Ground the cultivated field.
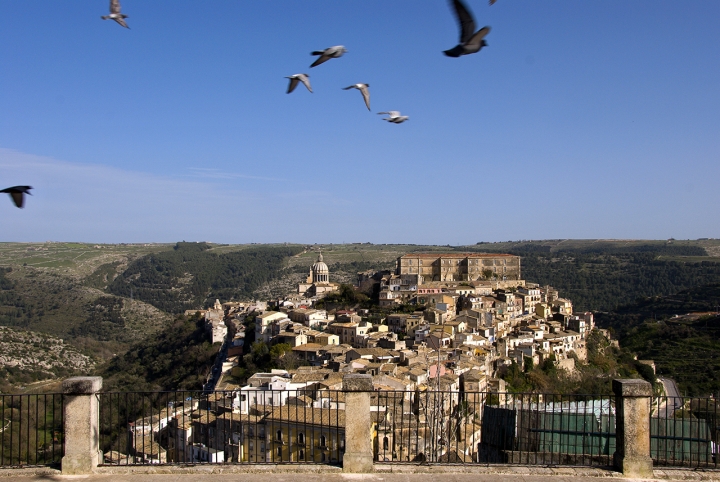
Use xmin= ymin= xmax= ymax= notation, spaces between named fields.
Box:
xmin=0 ymin=242 xmax=171 ymax=279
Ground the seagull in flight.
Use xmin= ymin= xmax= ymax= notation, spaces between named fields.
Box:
xmin=444 ymin=0 xmax=490 ymax=57
xmin=310 ymin=46 xmax=347 ymax=68
xmin=102 ymin=0 xmax=129 ymax=29
xmin=286 ymin=74 xmax=312 ymax=94
xmin=1 ymin=186 xmax=33 ymax=209
xmin=378 ymin=111 xmax=409 ymax=124
xmin=343 ymin=84 xmax=371 ymax=111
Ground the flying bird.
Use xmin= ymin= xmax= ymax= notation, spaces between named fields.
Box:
xmin=444 ymin=0 xmax=490 ymax=57
xmin=489 ymin=0 xmax=497 ymax=4
xmin=101 ymin=0 xmax=129 ymax=29
xmin=310 ymin=46 xmax=347 ymax=68
xmin=285 ymin=74 xmax=312 ymax=94
xmin=378 ymin=111 xmax=409 ymax=124
xmin=1 ymin=186 xmax=32 ymax=209
xmin=343 ymin=84 xmax=371 ymax=111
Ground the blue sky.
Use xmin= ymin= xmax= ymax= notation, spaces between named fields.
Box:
xmin=1 ymin=0 xmax=719 ymax=244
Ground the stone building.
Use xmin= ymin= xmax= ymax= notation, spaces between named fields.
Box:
xmin=204 ymin=299 xmax=228 ymax=344
xmin=298 ymin=252 xmax=340 ymax=297
xmin=396 ymin=253 xmax=521 ymax=283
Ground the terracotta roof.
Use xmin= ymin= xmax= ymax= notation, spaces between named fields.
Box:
xmin=287 ymin=395 xmax=313 ymax=405
xmin=291 ymin=372 xmax=327 ymax=383
xmin=264 ymin=406 xmax=345 ymax=427
xmin=292 ymin=343 xmax=324 ymax=352
xmin=351 ymin=358 xmax=371 ymax=366
xmin=350 ymin=348 xmax=394 ymax=357
xmin=318 ymin=391 xmax=347 ymax=402
xmin=133 ymin=435 xmax=165 ymax=455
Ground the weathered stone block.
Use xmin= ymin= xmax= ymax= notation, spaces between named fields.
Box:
xmin=62 ymin=376 xmax=102 ymax=475
xmin=613 ymin=378 xmax=652 ymax=397
xmin=62 ymin=376 xmax=102 ymax=394
xmin=613 ymin=378 xmax=653 ymax=479
xmin=342 ymin=387 xmax=373 ymax=473
xmin=342 ymin=453 xmax=374 ymax=473
xmin=342 ymin=373 xmax=373 ymax=392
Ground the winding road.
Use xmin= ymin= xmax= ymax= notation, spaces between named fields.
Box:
xmin=657 ymin=377 xmax=683 ymax=418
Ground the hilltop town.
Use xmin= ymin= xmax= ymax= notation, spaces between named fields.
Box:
xmin=198 ymin=253 xmax=597 ymax=401
xmin=210 ymin=252 xmax=595 ymax=383
xmin=115 ymin=251 xmax=610 ymax=464
xmin=197 ymin=252 xmax=598 ymax=393
xmin=5 ymin=241 xmax=718 ymax=467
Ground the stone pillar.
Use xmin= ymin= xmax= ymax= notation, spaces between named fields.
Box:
xmin=613 ymin=378 xmax=653 ymax=478
xmin=62 ymin=376 xmax=103 ymax=475
xmin=342 ymin=374 xmax=374 ymax=473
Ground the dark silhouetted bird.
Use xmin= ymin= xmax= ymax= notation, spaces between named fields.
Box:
xmin=444 ymin=0 xmax=490 ymax=57
xmin=1 ymin=186 xmax=32 ymax=208
xmin=378 ymin=111 xmax=409 ymax=123
xmin=489 ymin=0 xmax=497 ymax=4
xmin=102 ymin=0 xmax=129 ymax=29
xmin=343 ymin=84 xmax=371 ymax=111
xmin=310 ymin=46 xmax=347 ymax=68
xmin=285 ymin=74 xmax=312 ymax=94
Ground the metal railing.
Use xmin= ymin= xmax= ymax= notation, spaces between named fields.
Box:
xmin=651 ymin=395 xmax=718 ymax=469
xmin=6 ymin=385 xmax=716 ymax=471
xmin=374 ymin=391 xmax=615 ymax=467
xmin=0 ymin=393 xmax=64 ymax=468
xmin=98 ymin=389 xmax=345 ymax=466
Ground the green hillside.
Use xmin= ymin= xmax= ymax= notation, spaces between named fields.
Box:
xmin=0 ymin=266 xmax=171 ymax=361
xmin=461 ymin=241 xmax=720 ymax=311
xmin=595 ymin=284 xmax=720 ymax=396
xmin=100 ymin=313 xmax=219 ymax=392
xmin=3 ymin=239 xmax=720 ymax=392
xmin=106 ymin=242 xmax=305 ymax=313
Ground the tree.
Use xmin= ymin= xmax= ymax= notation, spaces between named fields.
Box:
xmin=269 ymin=343 xmax=291 ymax=360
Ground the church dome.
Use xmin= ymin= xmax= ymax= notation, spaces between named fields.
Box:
xmin=312 ymin=253 xmax=329 ymax=275
xmin=311 ymin=252 xmax=329 ymax=283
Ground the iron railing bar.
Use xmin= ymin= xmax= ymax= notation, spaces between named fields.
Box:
xmin=41 ymin=395 xmax=46 ymax=466
xmin=59 ymin=393 xmax=63 ymax=465
xmin=34 ymin=393 xmax=39 ymax=465
xmin=10 ymin=394 xmax=14 ymax=466
xmin=9 ymin=395 xmax=13 ymax=467
xmin=1 ymin=395 xmax=5 ymax=465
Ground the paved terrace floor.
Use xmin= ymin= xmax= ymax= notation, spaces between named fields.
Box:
xmin=0 ymin=467 xmax=718 ymax=482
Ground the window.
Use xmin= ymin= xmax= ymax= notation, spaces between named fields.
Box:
xmin=299 ymin=449 xmax=305 ymax=460
xmin=298 ymin=432 xmax=305 ymax=444
xmin=276 ymin=430 xmax=283 ymax=442
xmin=383 ymin=436 xmax=389 ymax=450
xmin=320 ymin=435 xmax=327 ymax=447
xmin=276 ymin=446 xmax=282 ymax=457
